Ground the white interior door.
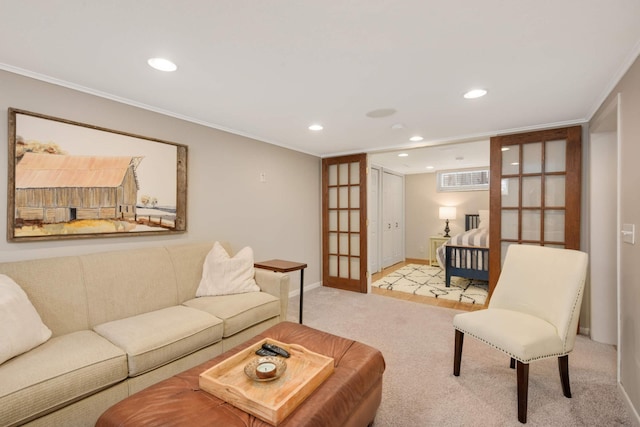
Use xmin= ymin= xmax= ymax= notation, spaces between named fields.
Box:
xmin=382 ymin=170 xmax=404 ymax=268
xmin=589 ymin=96 xmax=619 ymax=345
xmin=369 ymin=165 xmax=381 ymax=275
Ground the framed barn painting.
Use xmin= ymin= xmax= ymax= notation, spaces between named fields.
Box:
xmin=7 ymin=108 xmax=187 ymax=242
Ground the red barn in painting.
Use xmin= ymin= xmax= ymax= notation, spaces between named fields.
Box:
xmin=14 ymin=153 xmax=142 ymax=224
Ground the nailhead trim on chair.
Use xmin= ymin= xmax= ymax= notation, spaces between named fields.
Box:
xmin=453 ymin=326 xmax=570 ymax=363
xmin=561 ymin=287 xmax=584 ymax=354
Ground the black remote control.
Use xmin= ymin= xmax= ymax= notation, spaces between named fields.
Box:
xmin=255 ymin=347 xmax=278 ymax=357
xmin=262 ymin=342 xmax=290 ymax=358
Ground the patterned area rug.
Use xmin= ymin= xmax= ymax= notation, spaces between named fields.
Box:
xmin=372 ymin=264 xmax=488 ymax=305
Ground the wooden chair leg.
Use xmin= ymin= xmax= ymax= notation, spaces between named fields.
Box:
xmin=516 ymin=361 xmax=529 ymax=424
xmin=558 ymin=355 xmax=572 ymax=398
xmin=454 ymin=329 xmax=464 ymax=376
xmin=510 ymin=358 xmax=516 ymax=369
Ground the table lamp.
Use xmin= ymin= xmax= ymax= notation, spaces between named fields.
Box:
xmin=439 ymin=206 xmax=457 ymax=238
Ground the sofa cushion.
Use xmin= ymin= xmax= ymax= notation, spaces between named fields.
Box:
xmin=81 ymin=247 xmax=181 ymax=327
xmin=0 ymin=330 xmax=126 ymax=427
xmin=196 ymin=241 xmax=260 ymax=297
xmin=0 ymin=274 xmax=52 ymax=365
xmin=0 ymin=255 xmax=89 ymax=337
xmin=165 ymin=241 xmax=215 ymax=303
xmin=93 ymin=306 xmax=224 ymax=376
xmin=183 ymin=292 xmax=280 ymax=338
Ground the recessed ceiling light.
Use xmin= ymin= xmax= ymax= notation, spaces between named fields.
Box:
xmin=464 ymin=89 xmax=487 ymax=99
xmin=501 ymin=147 xmax=510 ymax=151
xmin=426 ymin=166 xmax=434 ymax=169
xmin=409 ymin=136 xmax=423 ymax=142
xmin=308 ymin=124 xmax=323 ymax=131
xmin=511 ymin=162 xmax=519 ymax=166
xmin=398 ymin=153 xmax=409 ymax=157
xmin=148 ymin=57 xmax=177 ymax=72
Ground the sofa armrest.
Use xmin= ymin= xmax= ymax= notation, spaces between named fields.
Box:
xmin=254 ymin=269 xmax=289 ymax=321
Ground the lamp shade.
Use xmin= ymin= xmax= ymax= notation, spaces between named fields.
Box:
xmin=439 ymin=206 xmax=457 ymax=220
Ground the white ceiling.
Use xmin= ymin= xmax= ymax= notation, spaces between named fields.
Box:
xmin=2 ymin=1 xmax=640 ymax=172
xmin=370 ymin=139 xmax=490 ymax=175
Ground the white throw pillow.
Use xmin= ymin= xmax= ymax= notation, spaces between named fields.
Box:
xmin=196 ymin=242 xmax=260 ymax=297
xmin=0 ymin=274 xmax=52 ymax=365
xmin=478 ymin=210 xmax=490 ymax=229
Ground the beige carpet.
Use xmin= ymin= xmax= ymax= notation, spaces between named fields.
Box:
xmin=288 ymin=286 xmax=633 ymax=426
xmin=372 ymin=264 xmax=488 ymax=305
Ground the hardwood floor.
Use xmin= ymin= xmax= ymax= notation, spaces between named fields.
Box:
xmin=371 ymin=260 xmax=486 ymax=312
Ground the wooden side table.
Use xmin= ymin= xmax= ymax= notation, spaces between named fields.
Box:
xmin=254 ymin=259 xmax=307 ymax=324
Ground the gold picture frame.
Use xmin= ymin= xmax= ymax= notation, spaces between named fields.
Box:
xmin=7 ymin=108 xmax=187 ymax=242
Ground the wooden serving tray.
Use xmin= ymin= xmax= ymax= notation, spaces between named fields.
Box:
xmin=199 ymin=338 xmax=334 ymax=426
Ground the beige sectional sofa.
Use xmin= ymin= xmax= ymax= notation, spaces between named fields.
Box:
xmin=0 ymin=241 xmax=289 ymax=427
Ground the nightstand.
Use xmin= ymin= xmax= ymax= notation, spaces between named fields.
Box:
xmin=429 ymin=236 xmax=449 ymax=267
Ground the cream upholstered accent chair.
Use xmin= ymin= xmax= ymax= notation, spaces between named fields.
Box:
xmin=452 ymin=244 xmax=588 ymax=424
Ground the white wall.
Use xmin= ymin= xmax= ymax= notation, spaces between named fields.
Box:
xmin=592 ymin=54 xmax=640 ymax=422
xmin=0 ymin=70 xmax=322 ymax=295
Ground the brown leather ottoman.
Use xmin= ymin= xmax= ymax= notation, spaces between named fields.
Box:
xmin=96 ymin=321 xmax=385 ymax=427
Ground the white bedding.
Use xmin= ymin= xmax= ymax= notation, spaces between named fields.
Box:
xmin=436 ymin=227 xmax=489 ymax=269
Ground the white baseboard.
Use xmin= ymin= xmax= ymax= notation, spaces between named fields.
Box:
xmin=619 ymin=382 xmax=640 ymax=426
xmin=288 ymin=281 xmax=321 ymax=298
